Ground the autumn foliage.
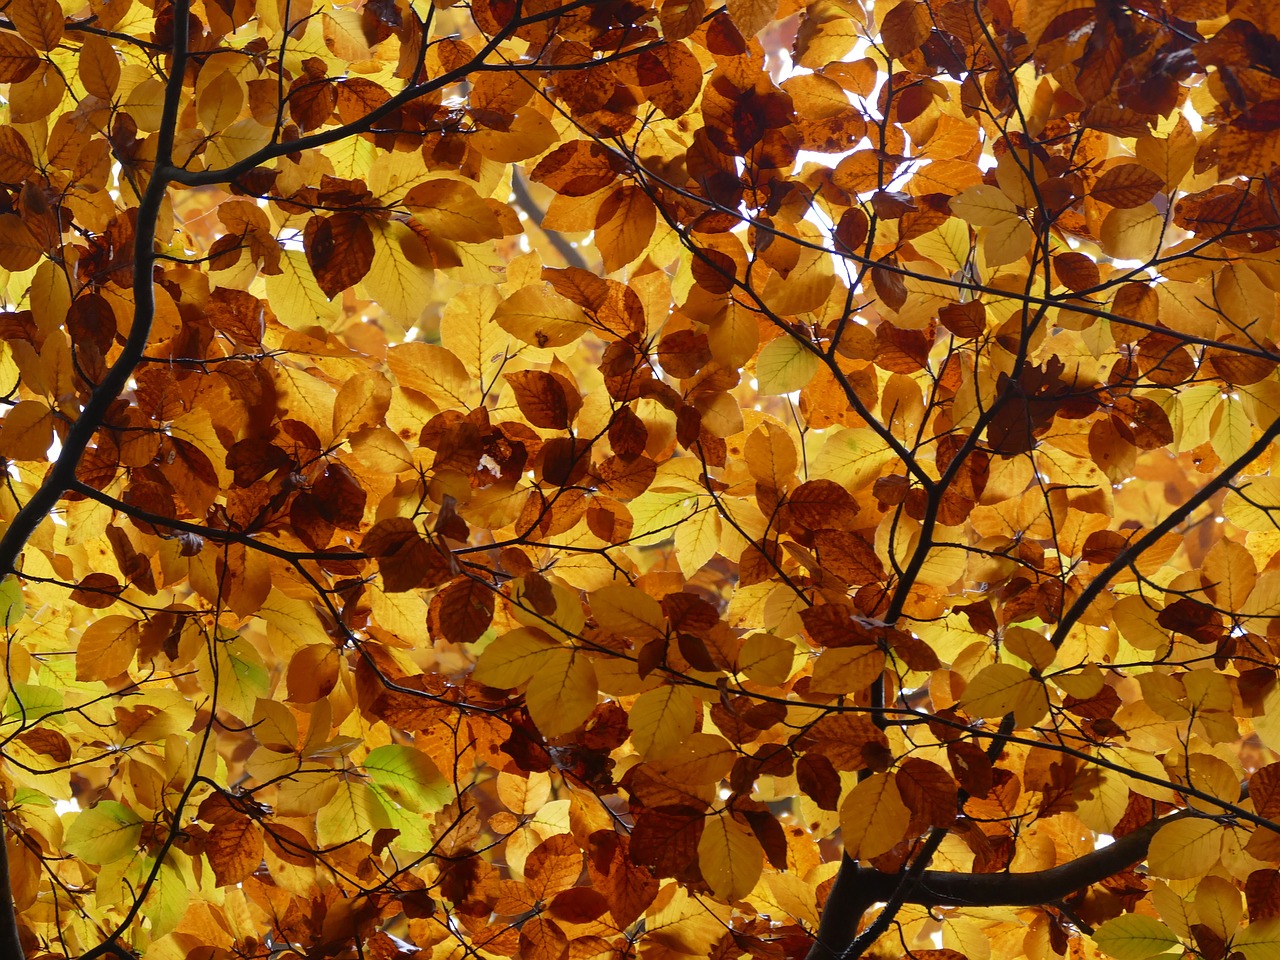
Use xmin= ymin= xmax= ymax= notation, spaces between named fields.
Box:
xmin=8 ymin=0 xmax=1280 ymax=959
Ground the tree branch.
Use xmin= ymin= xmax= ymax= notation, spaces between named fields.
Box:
xmin=806 ymin=811 xmax=1187 ymax=960
xmin=509 ymin=168 xmax=590 ymax=272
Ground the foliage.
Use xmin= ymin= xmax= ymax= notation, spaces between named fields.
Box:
xmin=4 ymin=0 xmax=1280 ymax=959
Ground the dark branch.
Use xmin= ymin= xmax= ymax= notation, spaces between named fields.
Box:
xmin=806 ymin=811 xmax=1186 ymax=960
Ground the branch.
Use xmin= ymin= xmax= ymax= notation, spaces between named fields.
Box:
xmin=0 ymin=0 xmax=192 ymax=955
xmin=806 ymin=811 xmax=1186 ymax=960
xmin=509 ymin=168 xmax=590 ymax=271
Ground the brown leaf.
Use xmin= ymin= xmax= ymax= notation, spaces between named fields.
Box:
xmin=428 ymin=576 xmax=496 ymax=644
xmin=505 ymin=370 xmax=577 ymax=430
xmin=304 ymin=212 xmax=375 ymax=300
xmin=896 ymin=758 xmax=959 ymax=828
xmin=796 ymin=753 xmax=841 ymax=810
xmin=1092 ymin=163 xmax=1164 ymax=208
xmin=286 ymin=644 xmax=340 ymax=703
xmin=206 ymin=816 xmax=265 ymax=887
xmin=880 ymin=0 xmax=930 ymax=59
xmin=1053 ymin=252 xmax=1101 ymax=292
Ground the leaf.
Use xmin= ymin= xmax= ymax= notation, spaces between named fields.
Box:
xmin=1099 ymin=204 xmax=1164 ymax=261
xmin=809 ymin=645 xmax=885 ymax=695
xmin=525 ymin=834 xmax=583 ymax=901
xmin=472 ymin=627 xmax=562 ymax=689
xmin=698 ymin=815 xmax=763 ymax=902
xmin=505 ymin=370 xmax=578 ymax=429
xmin=0 ymin=34 xmax=39 ymax=82
xmin=64 ymin=801 xmax=143 ymax=865
xmin=428 ymin=577 xmax=496 ymax=644
xmin=744 ymin=420 xmax=798 ymax=488
xmin=494 ymin=284 xmax=591 ymax=348
xmin=1092 ymin=915 xmax=1180 ymax=960
xmin=75 ymin=616 xmax=141 ymax=681
xmin=0 ymin=400 xmax=53 ymax=460
xmin=1236 ymin=919 xmax=1280 ymax=960
xmin=895 ymin=758 xmax=959 ymax=829
xmin=10 ymin=0 xmax=63 ymax=51
xmin=305 ymin=213 xmax=375 ymax=300
xmin=363 ymin=745 xmax=452 ymax=813
xmin=406 ymin=179 xmax=505 ymax=243
xmin=363 ymin=219 xmax=434 ymax=331
xmin=591 ymin=584 xmax=665 ymax=639
xmin=755 ymin=336 xmax=820 ymax=395
xmin=206 ymin=816 xmax=265 ymax=887
xmin=959 ymin=663 xmax=1049 ymax=727
xmin=526 ymin=649 xmax=597 ymax=737
xmin=738 ymin=633 xmax=795 ymax=685
xmin=1093 ymin=163 xmax=1164 ymax=208
xmin=674 ymin=506 xmax=721 ymax=580
xmin=949 ymin=185 xmax=1018 ymax=227
xmin=1147 ymin=818 xmax=1224 ymax=880
xmin=840 ymin=773 xmax=910 ymax=860
xmin=388 ymin=342 xmax=473 ymax=409
xmin=726 ymin=0 xmax=777 ymax=36
xmin=629 ymin=684 xmax=696 ymax=760
xmin=0 ymin=575 xmax=25 ymax=630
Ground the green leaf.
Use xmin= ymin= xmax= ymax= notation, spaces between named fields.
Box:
xmin=0 ymin=574 xmax=23 ymax=629
xmin=363 ymin=744 xmax=452 ymax=813
xmin=755 ymin=335 xmax=819 ymax=395
xmin=1234 ymin=918 xmax=1280 ymax=960
xmin=64 ymin=801 xmax=143 ymax=865
xmin=1092 ymin=914 xmax=1180 ymax=960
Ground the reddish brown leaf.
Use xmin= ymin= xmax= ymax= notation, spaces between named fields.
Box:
xmin=206 ymin=815 xmax=265 ymax=887
xmin=304 ymin=212 xmax=375 ymax=300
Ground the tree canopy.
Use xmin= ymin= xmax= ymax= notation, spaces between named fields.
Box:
xmin=3 ymin=0 xmax=1280 ymax=959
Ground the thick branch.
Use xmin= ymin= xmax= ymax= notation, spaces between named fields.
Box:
xmin=806 ymin=811 xmax=1186 ymax=960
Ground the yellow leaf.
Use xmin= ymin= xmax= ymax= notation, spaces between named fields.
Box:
xmin=738 ymin=633 xmax=795 ymax=685
xmin=1212 ymin=396 xmax=1253 ymax=464
xmin=472 ymin=628 xmax=562 ymax=689
xmin=707 ymin=301 xmax=759 ymax=370
xmin=1091 ymin=914 xmax=1179 ymax=960
xmin=812 ymin=428 xmax=895 ymax=492
xmin=204 ymin=117 xmax=272 ymax=170
xmin=809 ymin=645 xmax=885 ymax=695
xmin=526 ymin=649 xmax=597 ymax=737
xmin=949 ymin=185 xmax=1018 ymax=227
xmin=406 ymin=179 xmax=505 ymax=243
xmin=959 ymin=663 xmax=1049 ymax=727
xmin=744 ymin=419 xmax=798 ymax=489
xmin=1146 ymin=817 xmax=1224 ymax=880
xmin=755 ymin=335 xmax=820 ymax=395
xmin=494 ymin=283 xmax=591 ymax=348
xmin=698 ymin=815 xmax=763 ymax=902
xmin=629 ymin=684 xmax=696 ymax=760
xmin=982 ymin=217 xmax=1033 ymax=268
xmin=364 ymin=220 xmax=434 ymax=335
xmin=761 ymin=245 xmax=836 ymax=315
xmin=840 ymin=772 xmax=910 ymax=860
xmin=674 ymin=507 xmax=722 ymax=580
xmin=1236 ymin=918 xmax=1280 ymax=960
xmin=198 ymin=69 xmax=245 ymax=135
xmin=265 ymin=250 xmax=341 ymax=330
xmin=0 ymin=399 xmax=53 ymax=460
xmin=653 ymin=733 xmax=736 ymax=784
xmin=440 ymin=284 xmax=511 ymax=380
xmin=590 ymin=584 xmax=665 ymax=639
xmin=1194 ymin=875 xmax=1241 ymax=941
xmin=387 ymin=342 xmax=473 ymax=410
xmin=1099 ymin=203 xmax=1163 ymax=261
